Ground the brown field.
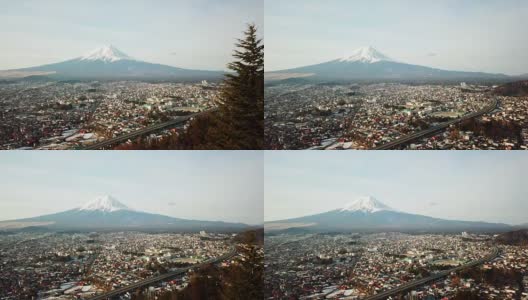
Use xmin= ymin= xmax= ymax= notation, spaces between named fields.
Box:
xmin=0 ymin=70 xmax=56 ymax=79
xmin=264 ymin=222 xmax=316 ymax=231
xmin=0 ymin=221 xmax=54 ymax=229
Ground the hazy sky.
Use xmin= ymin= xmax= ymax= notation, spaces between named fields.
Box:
xmin=265 ymin=151 xmax=528 ymax=225
xmin=265 ymin=0 xmax=528 ymax=74
xmin=0 ymin=0 xmax=263 ymax=70
xmin=0 ymin=151 xmax=263 ymax=225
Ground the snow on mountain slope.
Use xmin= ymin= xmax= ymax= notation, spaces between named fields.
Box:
xmin=340 ymin=196 xmax=394 ymax=213
xmin=338 ymin=46 xmax=394 ymax=63
xmin=79 ymin=195 xmax=130 ymax=212
xmin=80 ymin=45 xmax=134 ymax=62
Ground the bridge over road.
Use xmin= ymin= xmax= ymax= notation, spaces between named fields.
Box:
xmin=87 ymin=249 xmax=236 ymax=300
xmin=82 ymin=108 xmax=218 ymax=150
xmin=363 ymin=248 xmax=500 ymax=300
xmin=372 ymin=99 xmax=498 ymax=150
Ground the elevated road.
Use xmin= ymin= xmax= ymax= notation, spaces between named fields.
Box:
xmin=363 ymin=248 xmax=500 ymax=300
xmin=82 ymin=108 xmax=217 ymax=150
xmin=87 ymin=249 xmax=236 ymax=300
xmin=373 ymin=99 xmax=498 ymax=150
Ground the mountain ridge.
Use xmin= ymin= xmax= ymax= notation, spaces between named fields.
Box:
xmin=266 ymin=46 xmax=510 ymax=83
xmin=0 ymin=196 xmax=249 ymax=232
xmin=266 ymin=196 xmax=512 ymax=233
xmin=2 ymin=45 xmax=225 ymax=81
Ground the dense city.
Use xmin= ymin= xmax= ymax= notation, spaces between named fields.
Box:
xmin=265 ymin=232 xmax=528 ymax=299
xmin=0 ymin=231 xmax=235 ymax=299
xmin=264 ymin=83 xmax=528 ymax=150
xmin=0 ymin=80 xmax=219 ymax=149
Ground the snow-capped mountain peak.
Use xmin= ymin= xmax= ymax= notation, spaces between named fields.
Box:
xmin=339 ymin=46 xmax=393 ymax=63
xmin=80 ymin=45 xmax=134 ymax=62
xmin=340 ymin=196 xmax=394 ymax=213
xmin=79 ymin=195 xmax=130 ymax=212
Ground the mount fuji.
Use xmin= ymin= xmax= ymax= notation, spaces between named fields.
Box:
xmin=340 ymin=196 xmax=395 ymax=213
xmin=265 ymin=196 xmax=511 ymax=233
xmin=78 ymin=195 xmax=131 ymax=212
xmin=0 ymin=195 xmax=248 ymax=232
xmin=266 ymin=46 xmax=509 ymax=83
xmin=4 ymin=45 xmax=224 ymax=81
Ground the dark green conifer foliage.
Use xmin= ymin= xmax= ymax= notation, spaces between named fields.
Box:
xmin=204 ymin=23 xmax=264 ymax=149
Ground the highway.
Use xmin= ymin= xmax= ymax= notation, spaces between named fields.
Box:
xmin=87 ymin=249 xmax=236 ymax=300
xmin=81 ymin=108 xmax=217 ymax=150
xmin=362 ymin=248 xmax=500 ymax=300
xmin=373 ymin=99 xmax=498 ymax=150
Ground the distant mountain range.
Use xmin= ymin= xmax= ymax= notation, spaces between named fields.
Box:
xmin=0 ymin=45 xmax=225 ymax=81
xmin=265 ymin=196 xmax=512 ymax=233
xmin=0 ymin=195 xmax=248 ymax=232
xmin=265 ymin=46 xmax=511 ymax=83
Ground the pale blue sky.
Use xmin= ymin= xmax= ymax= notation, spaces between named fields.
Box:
xmin=265 ymin=151 xmax=528 ymax=225
xmin=0 ymin=0 xmax=263 ymax=70
xmin=266 ymin=0 xmax=528 ymax=74
xmin=0 ymin=151 xmax=263 ymax=225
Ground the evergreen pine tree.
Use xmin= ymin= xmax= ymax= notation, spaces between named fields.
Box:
xmin=205 ymin=23 xmax=264 ymax=149
xmin=220 ymin=246 xmax=263 ymax=300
